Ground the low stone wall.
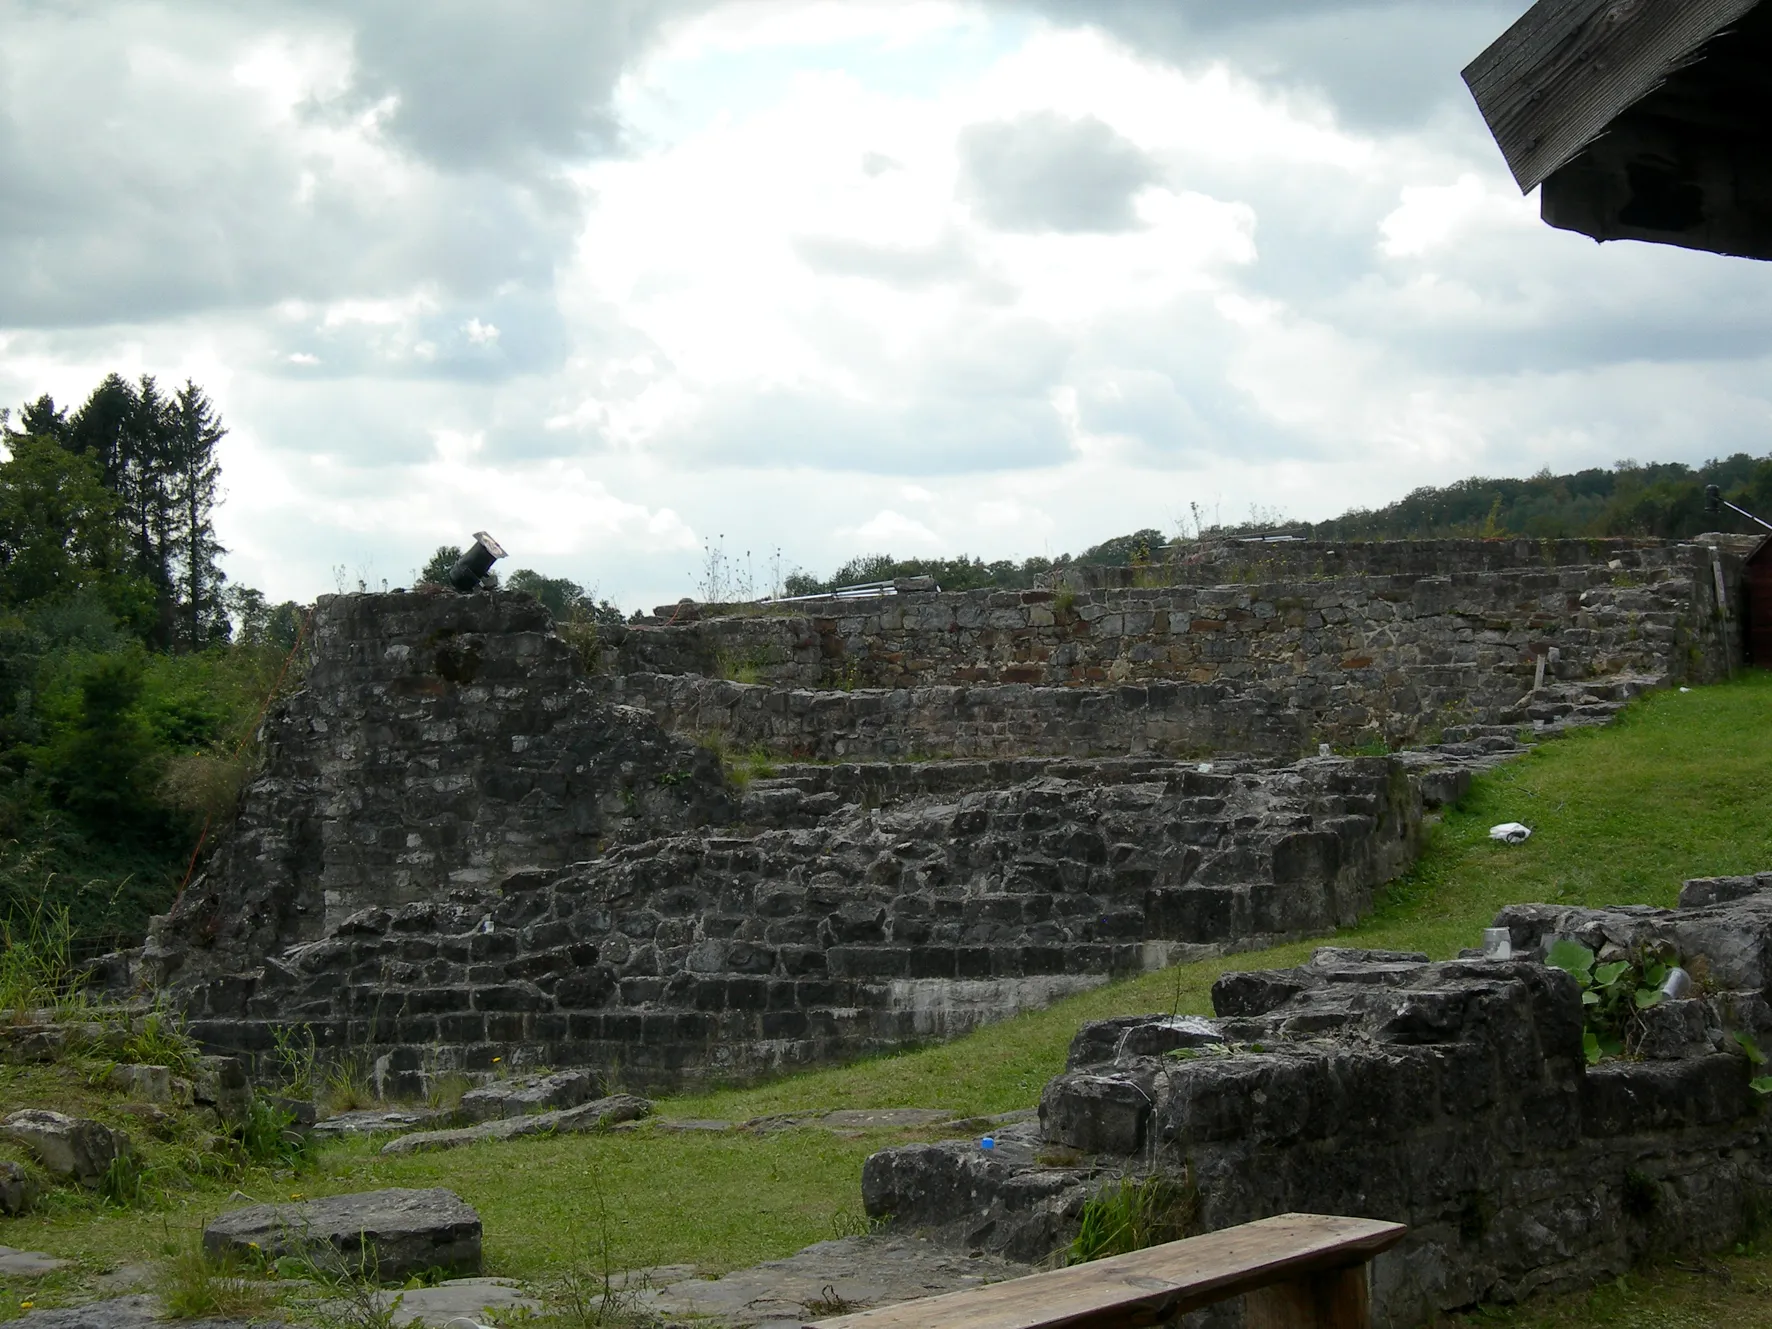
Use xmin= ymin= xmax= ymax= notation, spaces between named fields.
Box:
xmin=174 ymin=757 xmax=1423 ymax=1094
xmin=863 ymin=876 xmax=1772 ymax=1326
xmin=609 ymin=554 xmax=1733 ymax=719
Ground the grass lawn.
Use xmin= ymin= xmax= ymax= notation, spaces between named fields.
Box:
xmin=4 ymin=672 xmax=1772 ymax=1324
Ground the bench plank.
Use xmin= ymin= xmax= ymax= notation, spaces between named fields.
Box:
xmin=807 ymin=1213 xmax=1406 ymax=1329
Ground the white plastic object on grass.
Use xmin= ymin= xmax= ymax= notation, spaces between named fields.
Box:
xmin=1680 ymin=687 xmax=1692 ymax=693
xmin=1489 ymin=822 xmax=1532 ymax=845
xmin=444 ymin=1320 xmax=492 ymax=1329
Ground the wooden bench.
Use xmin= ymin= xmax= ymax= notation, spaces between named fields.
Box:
xmin=807 ymin=1213 xmax=1407 ymax=1329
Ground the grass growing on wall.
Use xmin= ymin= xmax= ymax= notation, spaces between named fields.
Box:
xmin=5 ymin=674 xmax=1772 ymax=1324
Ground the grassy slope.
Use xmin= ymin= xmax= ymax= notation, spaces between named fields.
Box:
xmin=5 ymin=673 xmax=1772 ymax=1322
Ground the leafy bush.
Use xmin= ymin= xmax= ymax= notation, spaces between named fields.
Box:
xmin=1545 ymin=939 xmax=1672 ymax=1063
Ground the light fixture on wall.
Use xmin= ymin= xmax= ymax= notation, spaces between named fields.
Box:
xmin=1704 ymin=485 xmax=1772 ymax=533
xmin=449 ymin=532 xmax=508 ymax=592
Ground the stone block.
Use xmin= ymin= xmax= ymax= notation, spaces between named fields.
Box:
xmin=0 ymin=1159 xmax=41 ymax=1214
xmin=1 ymin=1110 xmax=130 ymax=1185
xmin=459 ymin=1069 xmax=600 ymax=1123
xmin=204 ymin=1187 xmax=482 ymax=1280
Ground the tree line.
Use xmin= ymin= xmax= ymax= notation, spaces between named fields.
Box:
xmin=784 ymin=456 xmax=1772 ymax=595
xmin=1 ymin=375 xmax=302 ymax=948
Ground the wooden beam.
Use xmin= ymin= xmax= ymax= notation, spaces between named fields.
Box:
xmin=805 ymin=1214 xmax=1406 ymax=1329
xmin=1246 ymin=1264 xmax=1370 ymax=1329
xmin=1463 ymin=0 xmax=1761 ymax=193
xmin=1540 ymin=112 xmax=1772 ymax=258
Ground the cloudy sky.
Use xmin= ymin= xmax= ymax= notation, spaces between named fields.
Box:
xmin=5 ymin=1 xmax=1772 ymax=612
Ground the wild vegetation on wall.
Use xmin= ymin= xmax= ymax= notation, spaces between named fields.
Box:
xmin=0 ymin=376 xmax=304 ymax=950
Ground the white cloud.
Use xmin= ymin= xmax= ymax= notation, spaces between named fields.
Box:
xmin=5 ymin=0 xmax=1772 ymax=615
xmin=849 ymin=509 xmax=943 ymax=549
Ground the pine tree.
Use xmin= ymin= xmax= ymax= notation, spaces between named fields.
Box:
xmin=167 ymin=380 xmax=228 ymax=650
xmin=64 ymin=375 xmax=183 ymax=645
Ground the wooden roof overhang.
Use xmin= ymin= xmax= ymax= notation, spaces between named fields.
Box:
xmin=1465 ymin=0 xmax=1772 ymax=259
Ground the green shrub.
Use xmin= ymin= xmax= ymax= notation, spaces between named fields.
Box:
xmin=1068 ymin=1174 xmax=1198 ymax=1265
xmin=235 ymin=1094 xmax=310 ymax=1169
xmin=155 ymin=1242 xmax=275 ymax=1322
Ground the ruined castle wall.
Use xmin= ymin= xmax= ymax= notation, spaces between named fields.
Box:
xmin=865 ymin=879 xmax=1772 ymax=1326
xmin=595 ymin=673 xmax=1312 ymax=760
xmin=174 ymin=758 xmax=1422 ymax=1094
xmin=146 ymin=590 xmax=734 ymax=998
xmin=1152 ymin=536 xmax=1694 ymax=586
xmin=610 ymin=556 xmax=1733 ymax=712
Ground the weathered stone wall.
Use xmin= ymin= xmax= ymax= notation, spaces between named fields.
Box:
xmin=173 ymin=756 xmax=1423 ymax=1094
xmin=864 ymin=876 xmax=1772 ymax=1326
xmin=595 ymin=673 xmax=1313 ymax=760
xmin=609 ymin=554 xmax=1734 ymax=719
xmin=1153 ymin=536 xmax=1692 ymax=585
xmin=145 ymin=590 xmax=734 ymax=998
xmin=601 ymin=662 xmax=1655 ymax=762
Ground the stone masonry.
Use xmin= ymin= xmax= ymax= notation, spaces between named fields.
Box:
xmin=601 ymin=538 xmax=1737 ymax=755
xmin=169 ymin=753 xmax=1424 ymax=1094
xmin=862 ymin=873 xmax=1772 ymax=1326
xmin=142 ymin=538 xmax=1744 ymax=1094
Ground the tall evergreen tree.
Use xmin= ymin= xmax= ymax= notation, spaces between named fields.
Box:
xmin=167 ymin=380 xmax=228 ymax=649
xmin=64 ymin=375 xmax=182 ymax=645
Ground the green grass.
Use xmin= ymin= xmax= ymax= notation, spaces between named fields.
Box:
xmin=5 ymin=674 xmax=1772 ymax=1324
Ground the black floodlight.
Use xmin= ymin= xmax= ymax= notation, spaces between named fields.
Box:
xmin=1702 ymin=486 xmax=1772 ymax=533
xmin=449 ymin=531 xmax=508 ymax=591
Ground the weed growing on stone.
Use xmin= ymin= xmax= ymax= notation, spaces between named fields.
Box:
xmin=237 ymin=1095 xmax=311 ymax=1170
xmin=322 ymin=1051 xmax=378 ymax=1112
xmin=271 ymin=1022 xmax=320 ymax=1099
xmin=0 ymin=898 xmax=86 ymax=1017
xmin=1066 ymin=1173 xmax=1197 ymax=1265
xmin=120 ymin=1003 xmax=201 ymax=1076
xmin=154 ymin=1240 xmax=276 ymax=1322
xmin=1544 ymin=940 xmax=1674 ymax=1063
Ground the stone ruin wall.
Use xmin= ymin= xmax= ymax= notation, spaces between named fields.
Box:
xmin=864 ymin=874 xmax=1772 ymax=1327
xmin=145 ymin=587 xmax=1433 ymax=1095
xmin=170 ymin=757 xmax=1421 ymax=1095
xmin=139 ymin=537 xmax=1747 ymax=1097
xmin=601 ymin=539 xmax=1738 ymax=759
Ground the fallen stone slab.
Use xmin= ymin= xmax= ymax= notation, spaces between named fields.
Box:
xmin=366 ymin=1277 xmax=542 ymax=1327
xmin=12 ymin=1294 xmax=291 ymax=1329
xmin=1 ymin=1159 xmax=42 ymax=1214
xmin=741 ymin=1108 xmax=962 ymax=1135
xmin=107 ymin=1064 xmax=177 ymax=1102
xmin=381 ymin=1094 xmax=651 ymax=1156
xmin=0 ymin=1246 xmax=71 ymax=1276
xmin=2 ymin=1110 xmax=131 ymax=1185
xmin=458 ymin=1069 xmax=599 ymax=1123
xmin=310 ymin=1107 xmax=450 ymax=1140
xmin=653 ymin=1118 xmax=736 ymax=1133
xmin=204 ymin=1187 xmax=482 ymax=1281
xmin=639 ymin=1234 xmax=1031 ymax=1329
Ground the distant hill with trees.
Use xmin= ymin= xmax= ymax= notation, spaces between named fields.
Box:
xmin=784 ymin=455 xmax=1772 ymax=595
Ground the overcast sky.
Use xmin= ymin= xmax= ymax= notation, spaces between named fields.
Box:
xmin=6 ymin=0 xmax=1772 ymax=612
